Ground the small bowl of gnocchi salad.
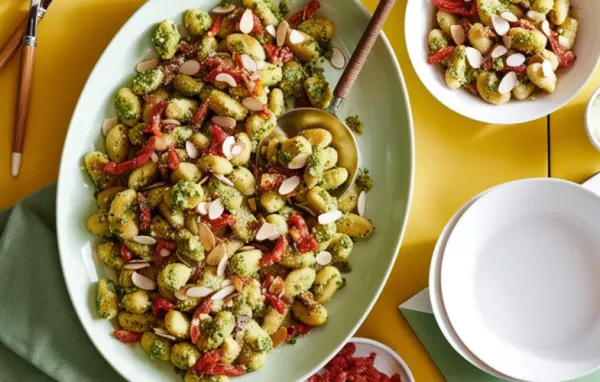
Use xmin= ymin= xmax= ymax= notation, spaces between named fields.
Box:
xmin=405 ymin=0 xmax=600 ymax=124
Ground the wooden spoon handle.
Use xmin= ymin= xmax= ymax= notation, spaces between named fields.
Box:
xmin=0 ymin=16 xmax=29 ymax=72
xmin=13 ymin=45 xmax=36 ymax=155
xmin=333 ymin=0 xmax=396 ymax=100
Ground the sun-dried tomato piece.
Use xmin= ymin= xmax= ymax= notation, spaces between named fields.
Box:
xmin=120 ymin=243 xmax=133 ymax=262
xmin=464 ymin=83 xmax=479 ymax=96
xmin=167 ymin=149 xmax=180 ymax=171
xmin=548 ymin=31 xmax=576 ymax=67
xmin=251 ymin=13 xmax=265 ymax=36
xmin=288 ymin=213 xmax=319 ymax=253
xmin=151 ymin=298 xmax=175 ymax=318
xmin=261 ymin=236 xmax=288 ymax=266
xmin=190 ymin=350 xmax=221 ymax=375
xmin=432 ymin=0 xmax=477 ymax=16
xmin=264 ymin=44 xmax=294 ymax=64
xmin=204 ymin=125 xmax=228 ymax=156
xmin=285 ymin=323 xmax=313 ymax=342
xmin=265 ymin=294 xmax=286 ymax=314
xmin=137 ymin=193 xmax=151 ymax=230
xmin=205 ymin=214 xmax=236 ymax=231
xmin=113 ymin=330 xmax=143 ymax=343
xmin=513 ymin=19 xmax=535 ymax=30
xmin=427 ymin=46 xmax=454 ymax=64
xmin=205 ymin=15 xmax=222 ymax=38
xmin=192 ymin=99 xmax=210 ymax=127
xmin=205 ymin=66 xmax=244 ymax=84
xmin=142 ymin=101 xmax=167 ymax=137
xmin=289 ymin=0 xmax=320 ymax=26
xmin=203 ymin=363 xmax=246 ymax=376
xmin=503 ymin=64 xmax=527 ymax=78
xmin=260 ymin=173 xmax=287 ymax=191
xmin=104 ymin=137 xmax=157 ymax=175
xmin=178 ymin=41 xmax=200 ymax=57
xmin=459 ymin=18 xmax=471 ymax=34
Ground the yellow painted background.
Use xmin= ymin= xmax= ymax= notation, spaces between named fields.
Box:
xmin=4 ymin=0 xmax=594 ymax=380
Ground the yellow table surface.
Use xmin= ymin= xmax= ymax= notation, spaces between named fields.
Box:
xmin=0 ymin=0 xmax=552 ymax=380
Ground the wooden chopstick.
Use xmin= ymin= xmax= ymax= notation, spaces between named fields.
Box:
xmin=0 ymin=16 xmax=29 ymax=72
xmin=12 ymin=44 xmax=36 ymax=177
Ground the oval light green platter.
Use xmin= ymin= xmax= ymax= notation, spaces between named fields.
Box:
xmin=56 ymin=0 xmax=414 ymax=380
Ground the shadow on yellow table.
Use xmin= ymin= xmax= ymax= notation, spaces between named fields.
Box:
xmin=0 ymin=0 xmax=548 ymax=380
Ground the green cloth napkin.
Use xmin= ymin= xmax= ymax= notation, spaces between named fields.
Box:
xmin=0 ymin=183 xmax=124 ymax=382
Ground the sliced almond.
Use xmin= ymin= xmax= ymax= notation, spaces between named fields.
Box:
xmin=231 ymin=142 xmax=245 ymax=156
xmin=330 ymin=47 xmax=346 ymax=69
xmin=529 ymin=54 xmax=544 ymax=65
xmin=541 ymin=20 xmax=551 ymax=37
xmin=136 ymin=58 xmax=159 ymax=72
xmin=131 ymin=272 xmax=156 ymax=290
xmin=526 ymin=10 xmax=545 ymax=23
xmin=206 ymin=243 xmax=227 ymax=265
xmin=269 ymin=276 xmax=285 ymax=296
xmin=502 ymin=35 xmax=512 ymax=50
xmin=141 ymin=181 xmax=166 ymax=191
xmin=133 ymin=235 xmax=157 ymax=245
xmin=316 ymin=251 xmax=332 ymax=266
xmin=256 ymin=222 xmax=279 ymax=241
xmin=212 ymin=3 xmax=236 ymax=14
xmin=197 ymin=201 xmax=209 ymax=216
xmin=241 ymin=54 xmax=257 ymax=72
xmin=558 ymin=35 xmax=570 ymax=48
xmin=542 ymin=59 xmax=554 ymax=78
xmin=277 ymin=21 xmax=290 ymax=47
xmin=506 ymin=53 xmax=526 ymax=67
xmin=215 ymin=174 xmax=234 ymax=187
xmin=491 ymin=45 xmax=508 ymax=59
xmin=179 ymin=60 xmax=201 ymax=76
xmin=450 ymin=25 xmax=465 ymax=46
xmin=208 ymin=199 xmax=224 ymax=220
xmin=279 ymin=176 xmax=301 ymax=195
xmin=186 ymin=141 xmax=198 ymax=159
xmin=248 ymin=197 xmax=257 ymax=212
xmin=161 ymin=119 xmax=181 ymax=127
xmin=288 ymin=30 xmax=305 ymax=44
xmin=221 ymin=279 xmax=233 ymax=288
xmin=154 ymin=137 xmax=167 ymax=151
xmin=240 ymin=9 xmax=254 ymax=34
xmin=199 ymin=176 xmax=209 ymax=186
xmin=199 ymin=222 xmax=216 ymax=251
xmin=268 ymin=232 xmax=281 ymax=241
xmin=151 ymin=152 xmax=159 ymax=163
xmin=159 ymin=248 xmax=171 ymax=257
xmin=153 ymin=327 xmax=177 ymax=341
xmin=238 ymin=245 xmax=255 ymax=251
xmin=123 ymin=261 xmax=151 ymax=270
xmin=271 ymin=327 xmax=288 ymax=348
xmin=357 ymin=191 xmax=367 ymax=217
xmin=500 ymin=11 xmax=518 ymax=22
xmin=212 ymin=115 xmax=237 ymax=129
xmin=232 ymin=275 xmax=244 ymax=292
xmin=217 ymin=255 xmax=228 ymax=276
xmin=491 ymin=14 xmax=510 ymax=36
xmin=222 ymin=136 xmax=236 ymax=159
xmin=288 ymin=153 xmax=310 ymax=169
xmin=465 ymin=47 xmax=483 ymax=69
xmin=266 ymin=24 xmax=277 ymax=37
xmin=498 ymin=71 xmax=518 ymax=95
xmin=101 ymin=117 xmax=119 ymax=137
xmin=186 ymin=286 xmax=213 ymax=298
xmin=242 ymin=97 xmax=265 ymax=111
xmin=318 ymin=210 xmax=343 ymax=225
xmin=174 ymin=285 xmax=191 ymax=300
xmin=215 ymin=73 xmax=237 ymax=87
xmin=211 ymin=285 xmax=237 ymax=300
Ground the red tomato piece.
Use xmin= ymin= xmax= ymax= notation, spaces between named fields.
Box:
xmin=167 ymin=149 xmax=180 ymax=170
xmin=427 ymin=46 xmax=454 ymax=65
xmin=119 ymin=243 xmax=133 ymax=262
xmin=203 ymin=363 xmax=246 ymax=376
xmin=548 ymin=32 xmax=576 ymax=67
xmin=260 ymin=236 xmax=288 ymax=266
xmin=264 ymin=44 xmax=294 ymax=65
xmin=151 ymin=298 xmax=175 ymax=318
xmin=192 ymin=99 xmax=210 ymax=127
xmin=142 ymin=101 xmax=167 ymax=137
xmin=204 ymin=125 xmax=228 ymax=156
xmin=137 ymin=193 xmax=151 ymax=230
xmin=205 ymin=15 xmax=222 ymax=38
xmin=265 ymin=294 xmax=286 ymax=314
xmin=113 ymin=330 xmax=143 ymax=343
xmin=205 ymin=214 xmax=236 ymax=231
xmin=289 ymin=0 xmax=321 ymax=25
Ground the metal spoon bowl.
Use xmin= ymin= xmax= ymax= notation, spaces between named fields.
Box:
xmin=256 ymin=0 xmax=396 ymax=197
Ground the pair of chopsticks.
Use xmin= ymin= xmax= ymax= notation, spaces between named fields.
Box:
xmin=0 ymin=0 xmax=53 ymax=177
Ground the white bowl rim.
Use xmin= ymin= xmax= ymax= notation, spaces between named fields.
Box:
xmin=54 ymin=1 xmax=416 ymax=381
xmin=584 ymin=85 xmax=600 ymax=151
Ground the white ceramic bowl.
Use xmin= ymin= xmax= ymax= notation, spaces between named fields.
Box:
xmin=584 ymin=85 xmax=600 ymax=151
xmin=405 ymin=0 xmax=600 ymax=124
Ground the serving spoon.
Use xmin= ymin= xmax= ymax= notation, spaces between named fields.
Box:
xmin=257 ymin=0 xmax=397 ymax=197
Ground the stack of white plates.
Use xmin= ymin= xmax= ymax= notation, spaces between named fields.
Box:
xmin=430 ymin=175 xmax=600 ymax=382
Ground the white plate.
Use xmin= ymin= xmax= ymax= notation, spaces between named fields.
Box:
xmin=441 ymin=178 xmax=600 ymax=382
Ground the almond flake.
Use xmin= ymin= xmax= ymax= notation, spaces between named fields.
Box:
xmin=221 ymin=279 xmax=233 ymax=288
xmin=541 ymin=20 xmax=551 ymax=37
xmin=211 ymin=285 xmax=236 ymax=300
xmin=357 ymin=191 xmax=367 ymax=217
xmin=136 ymin=58 xmax=159 ymax=72
xmin=123 ymin=262 xmax=151 ymax=270
xmin=154 ymin=137 xmax=167 ymax=151
xmin=222 ymin=136 xmax=236 ymax=159
xmin=217 ymin=255 xmax=228 ymax=276
xmin=277 ymin=21 xmax=289 ymax=46
xmin=241 ymin=54 xmax=257 ymax=72
xmin=492 ymin=14 xmax=510 ymax=36
xmin=131 ymin=272 xmax=156 ymax=290
xmin=231 ymin=142 xmax=245 ymax=156
xmin=141 ymin=182 xmax=166 ymax=191
xmin=179 ymin=60 xmax=201 ymax=76
xmin=151 ymin=153 xmax=159 ymax=163
xmin=256 ymin=61 xmax=265 ymax=70
xmin=271 ymin=327 xmax=287 ymax=348
xmin=212 ymin=115 xmax=237 ymax=129
xmin=558 ymin=35 xmax=570 ymax=48
xmin=212 ymin=4 xmax=236 ymax=14
xmin=199 ymin=222 xmax=216 ymax=251
xmin=288 ymin=30 xmax=305 ymax=44
xmin=242 ymin=97 xmax=265 ymax=111
xmin=465 ymin=47 xmax=483 ymax=69
xmin=316 ymin=251 xmax=332 ymax=266
xmin=506 ymin=53 xmax=525 ymax=67
xmin=248 ymin=198 xmax=257 ymax=212
xmin=500 ymin=11 xmax=518 ymax=22
xmin=288 ymin=153 xmax=310 ymax=169
xmin=133 ymin=235 xmax=157 ymax=245
xmin=330 ymin=47 xmax=346 ymax=69
xmin=186 ymin=286 xmax=213 ymax=298
xmin=153 ymin=327 xmax=177 ymax=341
xmin=268 ymin=232 xmax=281 ymax=241
xmin=503 ymin=35 xmax=512 ymax=49
xmin=197 ymin=201 xmax=209 ymax=215
xmin=215 ymin=73 xmax=237 ymax=87
xmin=318 ymin=210 xmax=343 ymax=225
xmin=269 ymin=277 xmax=285 ymax=296
xmin=206 ymin=243 xmax=227 ymax=266
xmin=450 ymin=25 xmax=465 ymax=46
xmin=542 ymin=59 xmax=554 ymax=78
xmin=239 ymin=246 xmax=255 ymax=251
xmin=215 ymin=174 xmax=234 ymax=187
xmin=256 ymin=222 xmax=279 ymax=241
xmin=161 ymin=119 xmax=181 ymax=127
xmin=266 ymin=24 xmax=276 ymax=37
xmin=174 ymin=285 xmax=191 ymax=300
xmin=240 ymin=9 xmax=254 ymax=34
xmin=526 ymin=10 xmax=545 ymax=23
xmin=232 ymin=275 xmax=243 ymax=292
xmin=498 ymin=71 xmax=518 ymax=95
xmin=159 ymin=248 xmax=171 ymax=257
xmin=101 ymin=117 xmax=119 ymax=137
xmin=199 ymin=176 xmax=209 ymax=185
xmin=186 ymin=141 xmax=198 ymax=159
xmin=491 ymin=45 xmax=508 ymax=59
xmin=279 ymin=176 xmax=301 ymax=195
xmin=208 ymin=199 xmax=224 ymax=220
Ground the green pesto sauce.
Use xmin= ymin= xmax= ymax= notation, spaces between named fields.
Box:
xmin=334 ymin=260 xmax=352 ymax=274
xmin=492 ymin=58 xmax=504 ymax=72
xmin=172 ymin=180 xmax=199 ymax=209
xmin=148 ymin=340 xmax=166 ymax=360
xmin=429 ymin=37 xmax=448 ymax=53
xmin=355 ymin=169 xmax=373 ymax=192
xmin=486 ymin=72 xmax=500 ymax=93
xmin=279 ymin=0 xmax=289 ymax=17
xmin=480 ymin=0 xmax=509 ymax=15
xmin=345 ymin=115 xmax=364 ymax=135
